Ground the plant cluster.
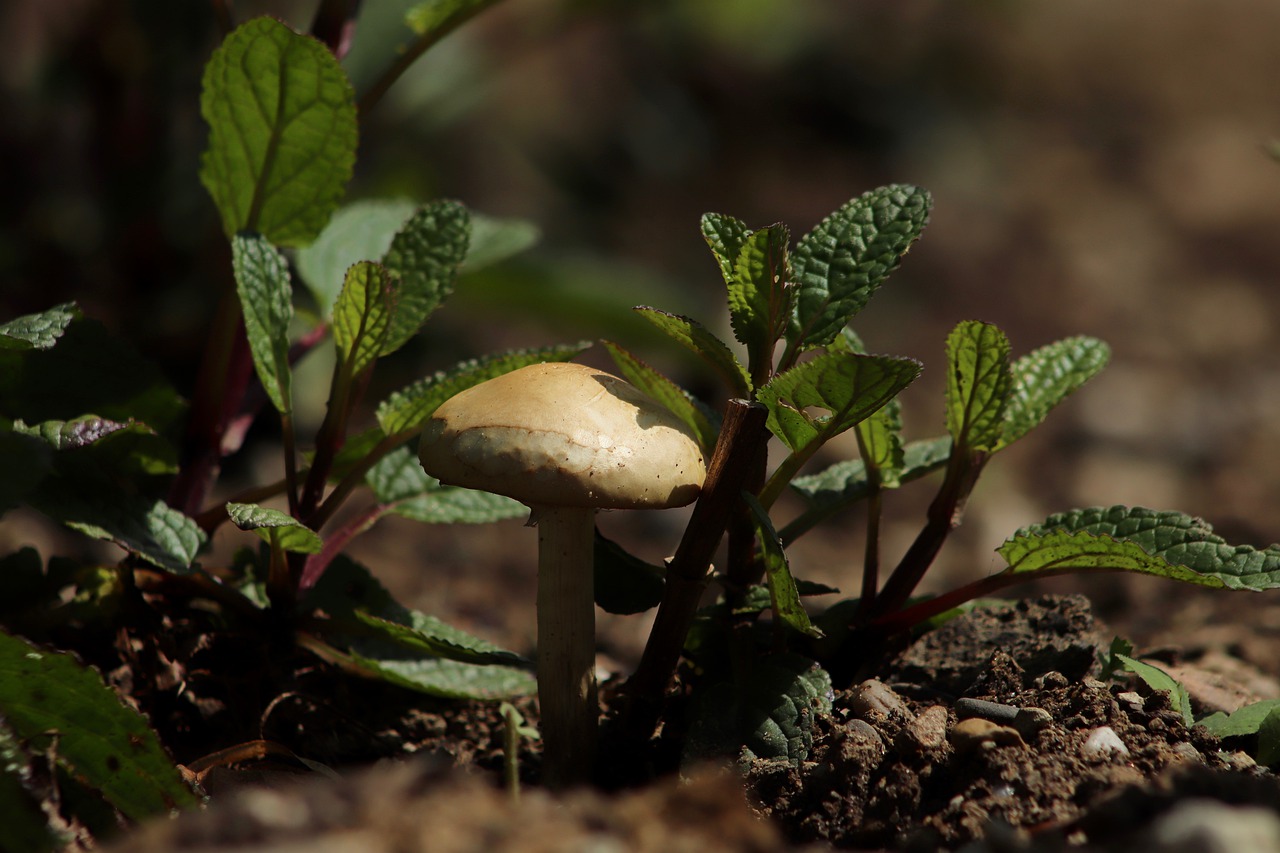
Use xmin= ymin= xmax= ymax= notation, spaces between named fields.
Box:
xmin=3 ymin=6 xmax=1280 ymax=849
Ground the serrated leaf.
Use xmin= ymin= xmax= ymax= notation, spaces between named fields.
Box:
xmin=593 ymin=531 xmax=665 ymax=615
xmin=14 ymin=416 xmax=176 ymax=476
xmin=200 ymin=17 xmax=357 ymax=245
xmin=295 ymin=199 xmax=418 ymax=313
xmin=835 ymin=329 xmax=905 ymax=485
xmin=367 ymin=446 xmax=526 ymax=523
xmin=728 ymin=224 xmax=792 ymax=370
xmin=226 ymin=502 xmax=322 ymax=554
xmin=375 ymin=343 xmax=589 ymax=438
xmin=380 ymin=200 xmax=471 ymax=355
xmin=39 ymin=493 xmax=205 ymax=573
xmin=466 ymin=211 xmax=540 ymax=271
xmin=757 ymin=351 xmax=921 ymax=453
xmin=308 ymin=640 xmax=535 ymax=699
xmin=1114 ymin=654 xmax=1193 ymax=727
xmin=232 ymin=233 xmax=294 ymax=413
xmin=0 ymin=630 xmax=196 ymax=821
xmin=635 ymin=307 xmax=751 ymax=396
xmin=0 ymin=303 xmax=78 ymax=351
xmin=332 ymin=261 xmax=394 ymax=376
xmin=701 ymin=212 xmax=751 ymax=284
xmin=352 ymin=610 xmax=528 ymax=667
xmin=998 ymin=505 xmax=1280 ymax=591
xmin=997 ymin=336 xmax=1110 ymax=450
xmin=744 ymin=494 xmax=821 ymax=638
xmin=945 ymin=320 xmax=1012 ymax=452
xmin=601 ymin=340 xmax=717 ymax=451
xmin=789 ymin=184 xmax=931 ymax=349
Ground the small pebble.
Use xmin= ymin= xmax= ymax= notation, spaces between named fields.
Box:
xmin=1012 ymin=707 xmax=1053 ymax=738
xmin=1116 ymin=691 xmax=1145 ymax=712
xmin=849 ymin=679 xmax=912 ymax=722
xmin=846 ymin=718 xmax=885 ymax=746
xmin=955 ymin=697 xmax=1020 ymax=724
xmin=903 ymin=705 xmax=949 ymax=750
xmin=1170 ymin=742 xmax=1202 ymax=763
xmin=1082 ymin=726 xmax=1129 ymax=758
xmin=950 ymin=717 xmax=1025 ymax=753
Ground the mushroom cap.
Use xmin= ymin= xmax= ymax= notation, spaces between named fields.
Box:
xmin=418 ymin=362 xmax=706 ymax=509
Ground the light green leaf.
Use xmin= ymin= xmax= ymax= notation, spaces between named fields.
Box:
xmin=729 ymin=224 xmax=792 ymax=371
xmin=332 ymin=261 xmax=394 ymax=376
xmin=199 ymin=17 xmax=357 ymax=245
xmin=0 ymin=630 xmax=196 ymax=821
xmin=295 ymin=198 xmax=417 ymax=314
xmin=226 ymin=502 xmax=322 ymax=555
xmin=232 ymin=234 xmax=293 ymax=413
xmin=1199 ymin=700 xmax=1280 ymax=764
xmin=744 ymin=494 xmax=822 ymax=639
xmin=1114 ymin=654 xmax=1193 ymax=727
xmin=700 ymin=212 xmax=751 ymax=284
xmin=998 ymin=505 xmax=1280 ymax=590
xmin=635 ymin=307 xmax=751 ymax=396
xmin=945 ymin=320 xmax=1012 ymax=452
xmin=997 ymin=336 xmax=1110 ymax=450
xmin=0 ymin=303 xmax=78 ymax=351
xmin=757 ymin=351 xmax=921 ymax=453
xmin=601 ymin=340 xmax=718 ymax=452
xmin=380 ymin=199 xmax=471 ymax=355
xmin=466 ymin=211 xmax=540 ymax=271
xmin=789 ymin=185 xmax=931 ymax=349
xmin=366 ymin=446 xmax=525 ymax=524
xmin=375 ymin=343 xmax=589 ymax=439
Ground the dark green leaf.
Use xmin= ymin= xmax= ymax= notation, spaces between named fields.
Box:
xmin=307 ymin=640 xmax=535 ymax=699
xmin=227 ymin=502 xmax=323 ymax=555
xmin=380 ymin=199 xmax=471 ymax=355
xmin=375 ymin=343 xmax=589 ymax=438
xmin=0 ymin=430 xmax=52 ymax=515
xmin=727 ymin=224 xmax=792 ymax=368
xmin=601 ymin=340 xmax=717 ymax=451
xmin=351 ymin=610 xmax=529 ymax=667
xmin=789 ymin=185 xmax=931 ymax=349
xmin=366 ymin=446 xmax=526 ymax=523
xmin=635 ymin=307 xmax=751 ymax=396
xmin=232 ymin=233 xmax=294 ymax=414
xmin=744 ymin=494 xmax=822 ymax=638
xmin=1114 ymin=654 xmax=1193 ymax=727
xmin=332 ymin=261 xmax=394 ymax=375
xmin=594 ymin=531 xmax=665 ymax=615
xmin=200 ymin=17 xmax=357 ymax=245
xmin=0 ymin=630 xmax=196 ymax=821
xmin=700 ymin=212 xmax=751 ymax=284
xmin=998 ymin=336 xmax=1110 ymax=450
xmin=33 ymin=490 xmax=204 ymax=572
xmin=14 ymin=416 xmax=176 ymax=476
xmin=0 ymin=303 xmax=78 ymax=351
xmin=945 ymin=320 xmax=1012 ymax=452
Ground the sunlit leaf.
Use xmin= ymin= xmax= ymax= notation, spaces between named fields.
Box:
xmin=380 ymin=199 xmax=471 ymax=355
xmin=998 ymin=336 xmax=1110 ymax=450
xmin=232 ymin=233 xmax=293 ymax=413
xmin=0 ymin=303 xmax=78 ymax=351
xmin=945 ymin=320 xmax=1012 ymax=452
xmin=727 ymin=224 xmax=792 ymax=370
xmin=601 ymin=340 xmax=718 ymax=451
xmin=226 ymin=502 xmax=322 ymax=555
xmin=332 ymin=261 xmax=394 ymax=376
xmin=635 ymin=307 xmax=750 ymax=396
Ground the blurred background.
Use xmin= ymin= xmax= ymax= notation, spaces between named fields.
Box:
xmin=3 ymin=0 xmax=1279 ymax=659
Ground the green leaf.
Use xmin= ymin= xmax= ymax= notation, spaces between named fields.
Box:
xmin=0 ymin=630 xmax=196 ymax=821
xmin=351 ymin=611 xmax=529 ymax=667
xmin=380 ymin=199 xmax=471 ymax=355
xmin=789 ymin=184 xmax=931 ymax=349
xmin=635 ymin=307 xmax=751 ymax=396
xmin=375 ymin=343 xmax=589 ymax=439
xmin=15 ymin=416 xmax=176 ymax=476
xmin=1114 ymin=654 xmax=1193 ymax=727
xmin=998 ymin=505 xmax=1280 ymax=591
xmin=200 ymin=17 xmax=357 ymax=245
xmin=945 ymin=320 xmax=1012 ymax=452
xmin=600 ymin=340 xmax=718 ymax=452
xmin=226 ymin=502 xmax=323 ymax=555
xmin=997 ymin=336 xmax=1110 ymax=450
xmin=700 ymin=212 xmax=751 ymax=284
xmin=366 ymin=446 xmax=526 ymax=524
xmin=1199 ymin=700 xmax=1280 ymax=764
xmin=295 ymin=199 xmax=418 ymax=313
xmin=466 ymin=211 xmax=540 ymax=271
xmin=309 ymin=641 xmax=536 ymax=699
xmin=593 ymin=531 xmax=666 ymax=615
xmin=727 ymin=224 xmax=792 ymax=369
xmin=37 ymin=492 xmax=205 ymax=572
xmin=332 ymin=261 xmax=394 ymax=376
xmin=744 ymin=494 xmax=821 ymax=638
xmin=232 ymin=234 xmax=294 ymax=414
xmin=0 ymin=303 xmax=78 ymax=351
xmin=757 ymin=351 xmax=921 ymax=454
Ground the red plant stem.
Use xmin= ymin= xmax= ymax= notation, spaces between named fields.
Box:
xmin=310 ymin=0 xmax=363 ymax=59
xmin=625 ymin=399 xmax=769 ymax=713
xmin=298 ymin=502 xmax=386 ymax=592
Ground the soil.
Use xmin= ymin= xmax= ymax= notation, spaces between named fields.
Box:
xmin=98 ymin=590 xmax=1280 ymax=853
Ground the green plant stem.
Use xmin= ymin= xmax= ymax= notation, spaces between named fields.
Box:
xmin=624 ymin=400 xmax=768 ymax=722
xmin=357 ymin=0 xmax=507 ymax=116
xmin=280 ymin=410 xmax=300 ymax=517
xmin=757 ymin=442 xmax=821 ymax=510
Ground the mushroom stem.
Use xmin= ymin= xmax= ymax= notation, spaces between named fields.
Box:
xmin=534 ymin=505 xmax=598 ymax=787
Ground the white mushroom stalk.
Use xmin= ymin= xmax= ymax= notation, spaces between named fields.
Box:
xmin=417 ymin=362 xmax=706 ymax=787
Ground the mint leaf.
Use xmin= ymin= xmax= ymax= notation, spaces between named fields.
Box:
xmin=701 ymin=212 xmax=751 ymax=284
xmin=332 ymin=261 xmax=394 ymax=376
xmin=601 ymin=340 xmax=717 ymax=451
xmin=351 ymin=610 xmax=529 ymax=667
xmin=366 ymin=446 xmax=525 ymax=524
xmin=295 ymin=199 xmax=418 ymax=313
xmin=375 ymin=343 xmax=589 ymax=438
xmin=0 ymin=630 xmax=197 ymax=821
xmin=744 ymin=494 xmax=822 ymax=638
xmin=0 ymin=303 xmax=78 ymax=351
xmin=200 ymin=17 xmax=357 ymax=245
xmin=380 ymin=199 xmax=471 ymax=355
xmin=1199 ymin=700 xmax=1280 ymax=763
xmin=233 ymin=234 xmax=294 ymax=414
xmin=48 ymin=494 xmax=204 ymax=572
xmin=635 ymin=307 xmax=751 ymax=396
xmin=729 ymin=224 xmax=793 ymax=374
xmin=999 ymin=505 xmax=1280 ymax=590
xmin=998 ymin=335 xmax=1110 ymax=450
xmin=945 ymin=320 xmax=1012 ymax=452
xmin=15 ymin=415 xmax=176 ymax=476
xmin=227 ymin=502 xmax=322 ymax=555
xmin=789 ymin=185 xmax=931 ymax=349
xmin=1114 ymin=654 xmax=1193 ymax=727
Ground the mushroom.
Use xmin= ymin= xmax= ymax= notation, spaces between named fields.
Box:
xmin=417 ymin=361 xmax=706 ymax=786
